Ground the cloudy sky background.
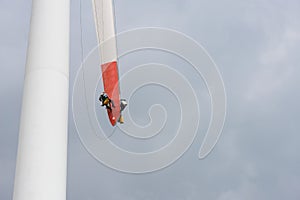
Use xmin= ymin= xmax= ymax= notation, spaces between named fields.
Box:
xmin=1 ymin=0 xmax=300 ymax=199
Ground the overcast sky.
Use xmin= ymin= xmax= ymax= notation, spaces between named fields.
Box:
xmin=1 ymin=0 xmax=300 ymax=199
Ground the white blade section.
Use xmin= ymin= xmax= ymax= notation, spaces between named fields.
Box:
xmin=92 ymin=0 xmax=118 ymax=64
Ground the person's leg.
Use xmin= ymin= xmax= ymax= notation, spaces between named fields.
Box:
xmin=106 ymin=104 xmax=112 ymax=111
xmin=118 ymin=115 xmax=124 ymax=124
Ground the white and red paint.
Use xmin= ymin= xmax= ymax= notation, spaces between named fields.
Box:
xmin=93 ymin=0 xmax=121 ymax=126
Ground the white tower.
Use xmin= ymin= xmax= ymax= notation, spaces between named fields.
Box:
xmin=13 ymin=0 xmax=70 ymax=199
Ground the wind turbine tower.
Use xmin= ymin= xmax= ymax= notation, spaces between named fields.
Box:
xmin=13 ymin=0 xmax=70 ymax=199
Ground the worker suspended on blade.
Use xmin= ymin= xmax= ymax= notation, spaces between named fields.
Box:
xmin=99 ymin=92 xmax=127 ymax=124
xmin=99 ymin=92 xmax=115 ymax=111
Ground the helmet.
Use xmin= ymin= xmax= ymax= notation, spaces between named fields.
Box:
xmin=99 ymin=92 xmax=108 ymax=101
